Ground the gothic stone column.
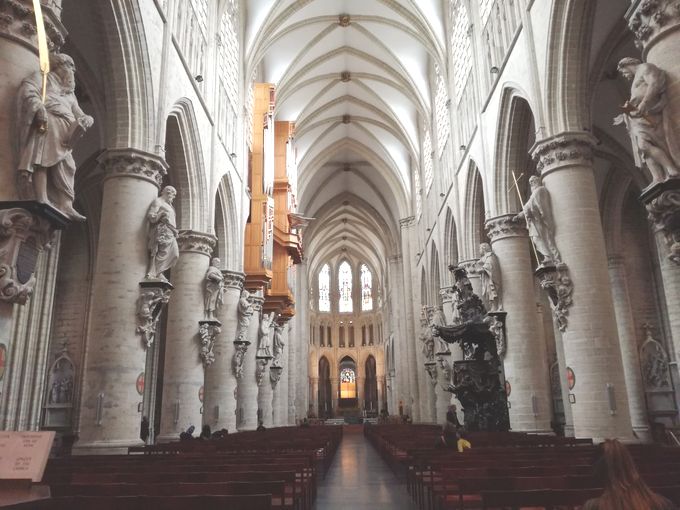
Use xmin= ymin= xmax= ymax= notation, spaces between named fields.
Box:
xmin=310 ymin=377 xmax=319 ymax=417
xmin=157 ymin=231 xmax=216 ymax=441
xmin=75 ymin=149 xmax=168 ymax=453
xmin=204 ymin=270 xmax=244 ymax=433
xmin=608 ymin=255 xmax=652 ymax=442
xmin=236 ymin=292 xmax=263 ymax=431
xmin=627 ymin=0 xmax=680 ymax=383
xmin=533 ymin=133 xmax=633 ymax=440
xmin=286 ymin=321 xmax=296 ymax=424
xmin=486 ymin=214 xmax=552 ymax=433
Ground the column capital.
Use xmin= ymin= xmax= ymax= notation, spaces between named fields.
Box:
xmin=177 ymin=230 xmax=216 ymax=255
xmin=627 ymin=0 xmax=680 ymax=55
xmin=485 ymin=214 xmax=528 ymax=242
xmin=531 ymin=132 xmax=597 ymax=177
xmin=643 ymin=181 xmax=680 ymax=265
xmin=222 ymin=269 xmax=246 ymax=290
xmin=97 ymin=148 xmax=168 ymax=188
xmin=249 ymin=294 xmax=265 ymax=312
xmin=0 ymin=0 xmax=65 ymax=51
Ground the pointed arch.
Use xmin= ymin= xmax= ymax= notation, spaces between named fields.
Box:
xmin=443 ymin=207 xmax=458 ymax=284
xmin=214 ymin=171 xmax=239 ymax=270
xmin=462 ymin=161 xmax=487 ymax=259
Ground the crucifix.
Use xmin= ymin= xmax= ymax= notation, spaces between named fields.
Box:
xmin=32 ymin=0 xmax=50 ymax=132
xmin=508 ymin=171 xmax=540 ymax=265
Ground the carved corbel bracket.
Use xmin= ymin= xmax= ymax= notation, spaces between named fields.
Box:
xmin=424 ymin=361 xmax=438 ymax=386
xmin=642 ymin=180 xmax=680 ymax=266
xmin=535 ymin=263 xmax=573 ymax=332
xmin=436 ymin=354 xmax=454 ymax=393
xmin=198 ymin=319 xmax=221 ymax=367
xmin=136 ymin=280 xmax=173 ymax=348
xmin=270 ymin=365 xmax=283 ymax=390
xmin=0 ymin=205 xmax=62 ymax=304
xmin=232 ymin=340 xmax=250 ymax=379
xmin=485 ymin=311 xmax=507 ymax=358
xmin=255 ymin=355 xmax=272 ymax=386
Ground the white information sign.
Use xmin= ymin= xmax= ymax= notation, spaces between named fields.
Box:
xmin=0 ymin=431 xmax=55 ymax=482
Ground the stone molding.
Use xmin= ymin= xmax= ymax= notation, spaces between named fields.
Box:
xmin=222 ymin=270 xmax=246 ymax=290
xmin=531 ymin=132 xmax=596 ymax=176
xmin=0 ymin=207 xmax=54 ymax=304
xmin=627 ymin=0 xmax=680 ymax=55
xmin=97 ymin=149 xmax=168 ymax=188
xmin=249 ymin=294 xmax=265 ymax=312
xmin=0 ymin=0 xmax=65 ymax=50
xmin=198 ymin=320 xmax=221 ymax=367
xmin=485 ymin=214 xmax=528 ymax=242
xmin=177 ymin=230 xmax=216 ymax=255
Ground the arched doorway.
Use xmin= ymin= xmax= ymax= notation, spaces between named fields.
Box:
xmin=318 ymin=357 xmax=332 ymax=419
xmin=364 ymin=356 xmax=378 ymax=415
xmin=339 ymin=356 xmax=357 ymax=409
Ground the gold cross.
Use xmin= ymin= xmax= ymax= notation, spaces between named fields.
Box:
xmin=32 ymin=0 xmax=50 ymax=101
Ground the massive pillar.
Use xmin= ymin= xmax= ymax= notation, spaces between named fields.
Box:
xmin=75 ymin=149 xmax=168 ymax=453
xmin=157 ymin=231 xmax=216 ymax=441
xmin=608 ymin=255 xmax=652 ymax=442
xmin=203 ymin=270 xmax=244 ymax=433
xmin=532 ymin=133 xmax=633 ymax=440
xmin=237 ymin=292 xmax=263 ymax=431
xmin=626 ymin=1 xmax=680 ymax=384
xmin=287 ymin=321 xmax=297 ymax=424
xmin=486 ymin=215 xmax=552 ymax=433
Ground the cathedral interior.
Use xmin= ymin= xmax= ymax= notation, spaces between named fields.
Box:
xmin=1 ymin=0 xmax=680 ymax=508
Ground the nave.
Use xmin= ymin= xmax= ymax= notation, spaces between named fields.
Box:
xmin=314 ymin=426 xmax=415 ymax=510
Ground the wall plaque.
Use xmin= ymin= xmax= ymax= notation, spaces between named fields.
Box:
xmin=0 ymin=431 xmax=55 ymax=482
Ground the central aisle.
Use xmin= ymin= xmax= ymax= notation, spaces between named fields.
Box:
xmin=314 ymin=425 xmax=417 ymax=510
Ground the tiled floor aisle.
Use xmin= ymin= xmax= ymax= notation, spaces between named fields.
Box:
xmin=313 ymin=426 xmax=417 ymax=510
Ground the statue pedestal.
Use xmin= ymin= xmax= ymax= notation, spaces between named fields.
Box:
xmin=0 ymin=201 xmax=71 ymax=429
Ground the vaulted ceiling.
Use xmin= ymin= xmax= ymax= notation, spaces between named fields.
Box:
xmin=246 ymin=0 xmax=446 ymax=280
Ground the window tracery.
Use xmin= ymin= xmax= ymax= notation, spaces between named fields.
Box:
xmin=319 ymin=264 xmax=330 ymax=312
xmin=217 ymin=0 xmax=239 ymax=154
xmin=361 ymin=264 xmax=373 ymax=311
xmin=450 ymin=0 xmax=472 ymax=104
xmin=434 ymin=65 xmax=451 ymax=157
xmin=339 ymin=261 xmax=353 ymax=313
xmin=423 ymin=129 xmax=433 ymax=193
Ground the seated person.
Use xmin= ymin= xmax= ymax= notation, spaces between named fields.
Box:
xmin=256 ymin=420 xmax=266 ymax=431
xmin=179 ymin=425 xmax=195 ymax=441
xmin=582 ymin=439 xmax=675 ymax=510
xmin=456 ymin=430 xmax=471 ymax=453
xmin=199 ymin=425 xmax=211 ymax=440
xmin=446 ymin=404 xmax=461 ymax=428
xmin=435 ymin=420 xmax=459 ymax=449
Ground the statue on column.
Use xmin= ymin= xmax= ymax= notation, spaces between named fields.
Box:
xmin=513 ymin=176 xmax=561 ymax=266
xmin=615 ymin=58 xmax=680 ymax=185
xmin=477 ymin=243 xmax=502 ymax=312
xmin=203 ymin=258 xmax=224 ymax=319
xmin=272 ymin=323 xmax=285 ymax=367
xmin=145 ymin=186 xmax=179 ymax=281
xmin=16 ymin=53 xmax=94 ymax=221
xmin=236 ymin=289 xmax=253 ymax=342
xmin=419 ymin=312 xmax=435 ymax=362
xmin=257 ymin=311 xmax=275 ymax=357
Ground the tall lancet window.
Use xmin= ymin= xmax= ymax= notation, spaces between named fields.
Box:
xmin=338 ymin=261 xmax=353 ymax=313
xmin=361 ymin=264 xmax=373 ymax=311
xmin=318 ymin=264 xmax=330 ymax=312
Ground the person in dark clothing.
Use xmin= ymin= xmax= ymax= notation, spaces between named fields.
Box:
xmin=582 ymin=439 xmax=676 ymax=510
xmin=256 ymin=421 xmax=266 ymax=431
xmin=200 ymin=425 xmax=211 ymax=440
xmin=179 ymin=425 xmax=195 ymax=441
xmin=446 ymin=404 xmax=461 ymax=428
xmin=140 ymin=416 xmax=150 ymax=443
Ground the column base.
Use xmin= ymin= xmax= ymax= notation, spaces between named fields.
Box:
xmin=72 ymin=438 xmax=144 ymax=455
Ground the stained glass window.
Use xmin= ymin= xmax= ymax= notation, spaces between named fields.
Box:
xmin=434 ymin=65 xmax=451 ymax=157
xmin=361 ymin=264 xmax=373 ymax=311
xmin=450 ymin=0 xmax=472 ymax=103
xmin=339 ymin=261 xmax=353 ymax=313
xmin=340 ymin=368 xmax=356 ymax=398
xmin=319 ymin=264 xmax=330 ymax=312
xmin=423 ymin=129 xmax=433 ymax=193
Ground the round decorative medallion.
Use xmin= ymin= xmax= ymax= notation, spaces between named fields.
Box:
xmin=0 ymin=344 xmax=6 ymax=381
xmin=136 ymin=372 xmax=145 ymax=395
xmin=199 ymin=385 xmax=204 ymax=403
xmin=566 ymin=367 xmax=575 ymax=390
xmin=505 ymin=380 xmax=511 ymax=397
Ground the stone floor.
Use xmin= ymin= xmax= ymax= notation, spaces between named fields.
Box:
xmin=313 ymin=426 xmax=417 ymax=510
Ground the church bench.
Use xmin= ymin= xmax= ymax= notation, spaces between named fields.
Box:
xmin=50 ymin=481 xmax=291 ymax=508
xmin=480 ymin=488 xmax=602 ymax=509
xmin=1 ymin=494 xmax=273 ymax=510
